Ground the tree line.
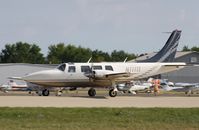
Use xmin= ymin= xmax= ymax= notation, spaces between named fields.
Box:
xmin=0 ymin=42 xmax=137 ymax=64
xmin=0 ymin=42 xmax=198 ymax=64
xmin=182 ymin=45 xmax=199 ymax=52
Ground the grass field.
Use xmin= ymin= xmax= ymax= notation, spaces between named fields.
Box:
xmin=0 ymin=108 xmax=199 ymax=130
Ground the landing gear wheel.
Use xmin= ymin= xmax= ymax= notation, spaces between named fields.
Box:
xmin=88 ymin=88 xmax=96 ymax=97
xmin=109 ymin=89 xmax=117 ymax=97
xmin=42 ymin=89 xmax=50 ymax=96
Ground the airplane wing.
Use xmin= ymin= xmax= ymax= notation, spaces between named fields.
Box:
xmin=156 ymin=62 xmax=186 ymax=74
xmin=87 ymin=70 xmax=131 ymax=80
xmin=175 ymin=83 xmax=198 ymax=88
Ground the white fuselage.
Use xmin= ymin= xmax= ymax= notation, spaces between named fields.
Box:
xmin=20 ymin=62 xmax=185 ymax=88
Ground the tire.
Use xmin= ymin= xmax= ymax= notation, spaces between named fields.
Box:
xmin=88 ymin=88 xmax=96 ymax=97
xmin=109 ymin=89 xmax=117 ymax=97
xmin=42 ymin=89 xmax=50 ymax=96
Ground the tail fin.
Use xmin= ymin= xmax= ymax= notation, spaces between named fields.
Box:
xmin=137 ymin=29 xmax=181 ymax=62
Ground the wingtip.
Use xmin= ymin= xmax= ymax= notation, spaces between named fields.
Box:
xmin=8 ymin=77 xmax=23 ymax=80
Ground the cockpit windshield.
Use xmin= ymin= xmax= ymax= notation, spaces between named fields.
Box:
xmin=57 ymin=64 xmax=66 ymax=71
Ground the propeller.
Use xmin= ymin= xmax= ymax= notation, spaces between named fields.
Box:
xmin=84 ymin=62 xmax=95 ymax=82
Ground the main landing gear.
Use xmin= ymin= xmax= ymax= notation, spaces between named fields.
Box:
xmin=109 ymin=88 xmax=117 ymax=97
xmin=42 ymin=89 xmax=50 ymax=96
xmin=88 ymin=80 xmax=118 ymax=97
xmin=37 ymin=89 xmax=50 ymax=96
xmin=88 ymin=88 xmax=96 ymax=97
xmin=88 ymin=88 xmax=118 ymax=97
xmin=109 ymin=80 xmax=118 ymax=97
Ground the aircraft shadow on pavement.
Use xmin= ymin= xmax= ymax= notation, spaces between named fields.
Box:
xmin=71 ymin=95 xmax=108 ymax=99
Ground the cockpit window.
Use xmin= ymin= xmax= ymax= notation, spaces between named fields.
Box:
xmin=68 ymin=66 xmax=76 ymax=73
xmin=93 ymin=66 xmax=102 ymax=70
xmin=105 ymin=65 xmax=113 ymax=71
xmin=57 ymin=64 xmax=66 ymax=71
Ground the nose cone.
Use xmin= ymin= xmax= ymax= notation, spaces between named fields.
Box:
xmin=22 ymin=69 xmax=64 ymax=82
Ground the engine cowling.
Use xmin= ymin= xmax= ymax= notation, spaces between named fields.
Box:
xmin=84 ymin=70 xmax=113 ymax=79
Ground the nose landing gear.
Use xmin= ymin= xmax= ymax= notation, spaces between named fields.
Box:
xmin=88 ymin=88 xmax=96 ymax=97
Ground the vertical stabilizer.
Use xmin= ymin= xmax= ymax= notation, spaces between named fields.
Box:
xmin=137 ymin=29 xmax=181 ymax=62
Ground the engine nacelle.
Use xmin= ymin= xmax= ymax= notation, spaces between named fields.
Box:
xmin=92 ymin=70 xmax=113 ymax=79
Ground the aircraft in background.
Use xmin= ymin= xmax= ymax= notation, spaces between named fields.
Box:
xmin=117 ymin=81 xmax=152 ymax=94
xmin=174 ymin=82 xmax=199 ymax=95
xmin=160 ymin=80 xmax=199 ymax=95
xmin=0 ymin=80 xmax=31 ymax=93
xmin=10 ymin=62 xmax=186 ymax=97
xmin=0 ymin=80 xmax=67 ymax=96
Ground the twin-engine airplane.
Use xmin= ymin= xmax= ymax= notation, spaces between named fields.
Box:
xmin=10 ymin=29 xmax=185 ymax=97
xmin=11 ymin=62 xmax=186 ymax=97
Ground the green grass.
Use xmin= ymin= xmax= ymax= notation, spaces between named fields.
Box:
xmin=0 ymin=108 xmax=199 ymax=130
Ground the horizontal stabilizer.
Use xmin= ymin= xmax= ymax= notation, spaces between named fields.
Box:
xmin=157 ymin=62 xmax=186 ymax=74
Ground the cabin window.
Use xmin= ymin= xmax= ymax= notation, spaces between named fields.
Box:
xmin=105 ymin=65 xmax=113 ymax=71
xmin=93 ymin=66 xmax=102 ymax=70
xmin=68 ymin=66 xmax=76 ymax=73
xmin=81 ymin=66 xmax=91 ymax=73
xmin=57 ymin=64 xmax=66 ymax=71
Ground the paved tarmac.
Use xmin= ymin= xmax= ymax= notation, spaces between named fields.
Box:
xmin=0 ymin=95 xmax=199 ymax=108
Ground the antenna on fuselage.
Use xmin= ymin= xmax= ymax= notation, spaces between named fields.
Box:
xmin=162 ymin=31 xmax=172 ymax=34
xmin=87 ymin=57 xmax=92 ymax=63
xmin=124 ymin=57 xmax=128 ymax=63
